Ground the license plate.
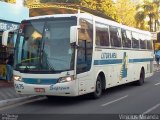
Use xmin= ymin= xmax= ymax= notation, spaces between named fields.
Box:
xmin=34 ymin=88 xmax=45 ymax=93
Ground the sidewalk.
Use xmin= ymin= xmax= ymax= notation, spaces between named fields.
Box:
xmin=154 ymin=64 xmax=160 ymax=72
xmin=0 ymin=80 xmax=30 ymax=101
xmin=0 ymin=80 xmax=38 ymax=108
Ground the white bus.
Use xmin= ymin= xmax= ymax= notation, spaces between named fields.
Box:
xmin=13 ymin=13 xmax=154 ymax=98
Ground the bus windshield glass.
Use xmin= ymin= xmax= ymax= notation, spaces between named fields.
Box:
xmin=15 ymin=17 xmax=77 ymax=73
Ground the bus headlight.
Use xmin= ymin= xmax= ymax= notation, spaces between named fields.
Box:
xmin=13 ymin=75 xmax=22 ymax=81
xmin=58 ymin=75 xmax=74 ymax=83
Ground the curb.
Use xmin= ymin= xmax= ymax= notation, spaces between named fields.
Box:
xmin=0 ymin=95 xmax=41 ymax=108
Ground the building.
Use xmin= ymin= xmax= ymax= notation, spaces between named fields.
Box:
xmin=0 ymin=1 xmax=29 ymax=79
xmin=0 ymin=1 xmax=29 ymax=43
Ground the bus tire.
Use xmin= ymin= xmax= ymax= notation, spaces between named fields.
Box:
xmin=137 ymin=69 xmax=145 ymax=86
xmin=91 ymin=76 xmax=102 ymax=99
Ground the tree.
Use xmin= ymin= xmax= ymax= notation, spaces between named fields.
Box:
xmin=80 ymin=0 xmax=97 ymax=10
xmin=39 ymin=0 xmax=118 ymax=20
xmin=135 ymin=0 xmax=159 ymax=31
xmin=40 ymin=0 xmax=80 ymax=3
xmin=114 ymin=0 xmax=136 ymax=27
xmin=80 ymin=0 xmax=118 ymax=20
xmin=153 ymin=0 xmax=160 ymax=31
xmin=99 ymin=0 xmax=118 ymax=20
xmin=24 ymin=0 xmax=40 ymax=6
xmin=0 ymin=0 xmax=11 ymax=2
xmin=135 ymin=10 xmax=146 ymax=29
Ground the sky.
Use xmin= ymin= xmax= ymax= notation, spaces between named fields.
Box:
xmin=16 ymin=0 xmax=23 ymax=6
xmin=0 ymin=0 xmax=29 ymax=22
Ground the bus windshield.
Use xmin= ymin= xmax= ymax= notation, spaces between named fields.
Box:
xmin=14 ymin=17 xmax=77 ymax=73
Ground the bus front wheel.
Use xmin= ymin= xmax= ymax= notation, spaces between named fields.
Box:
xmin=91 ymin=76 xmax=102 ymax=99
xmin=137 ymin=69 xmax=145 ymax=86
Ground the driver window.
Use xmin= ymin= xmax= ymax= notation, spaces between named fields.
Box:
xmin=77 ymin=19 xmax=93 ymax=74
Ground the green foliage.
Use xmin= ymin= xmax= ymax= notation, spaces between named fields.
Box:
xmin=0 ymin=0 xmax=9 ymax=2
xmin=80 ymin=0 xmax=118 ymax=20
xmin=38 ymin=0 xmax=159 ymax=30
xmin=114 ymin=0 xmax=136 ymax=27
xmin=135 ymin=11 xmax=145 ymax=29
xmin=135 ymin=0 xmax=159 ymax=31
xmin=40 ymin=0 xmax=118 ymax=21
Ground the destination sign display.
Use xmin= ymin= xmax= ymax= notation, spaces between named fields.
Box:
xmin=0 ymin=21 xmax=18 ymax=31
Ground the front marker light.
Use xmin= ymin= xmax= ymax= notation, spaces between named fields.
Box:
xmin=58 ymin=75 xmax=74 ymax=83
xmin=13 ymin=75 xmax=22 ymax=81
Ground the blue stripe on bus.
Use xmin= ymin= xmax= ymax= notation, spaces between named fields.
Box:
xmin=129 ymin=58 xmax=153 ymax=63
xmin=23 ymin=78 xmax=58 ymax=85
xmin=94 ymin=58 xmax=153 ymax=65
xmin=94 ymin=59 xmax=123 ymax=65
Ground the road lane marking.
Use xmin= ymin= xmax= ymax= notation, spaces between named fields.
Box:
xmin=101 ymin=95 xmax=128 ymax=107
xmin=142 ymin=103 xmax=160 ymax=114
xmin=155 ymin=82 xmax=160 ymax=86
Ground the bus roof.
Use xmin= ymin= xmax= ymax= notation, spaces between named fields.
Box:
xmin=25 ymin=13 xmax=151 ymax=36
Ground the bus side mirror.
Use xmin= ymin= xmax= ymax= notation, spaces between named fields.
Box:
xmin=70 ymin=26 xmax=80 ymax=44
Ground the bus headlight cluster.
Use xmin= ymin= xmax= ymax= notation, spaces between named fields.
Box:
xmin=13 ymin=75 xmax=22 ymax=81
xmin=58 ymin=75 xmax=74 ymax=83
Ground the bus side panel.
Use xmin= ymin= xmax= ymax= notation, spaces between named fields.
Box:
xmin=77 ymin=70 xmax=96 ymax=95
xmin=93 ymin=48 xmax=154 ymax=89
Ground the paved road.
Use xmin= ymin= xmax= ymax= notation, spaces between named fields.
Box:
xmin=0 ymin=71 xmax=160 ymax=116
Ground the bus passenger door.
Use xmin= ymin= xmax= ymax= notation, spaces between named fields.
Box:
xmin=76 ymin=18 xmax=93 ymax=95
xmin=76 ymin=38 xmax=93 ymax=95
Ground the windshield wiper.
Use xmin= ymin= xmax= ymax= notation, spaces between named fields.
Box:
xmin=24 ymin=65 xmax=30 ymax=72
xmin=24 ymin=61 xmax=33 ymax=72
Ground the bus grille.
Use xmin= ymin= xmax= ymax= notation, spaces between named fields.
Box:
xmin=22 ymin=78 xmax=58 ymax=85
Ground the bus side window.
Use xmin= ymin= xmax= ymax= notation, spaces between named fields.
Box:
xmin=146 ymin=36 xmax=152 ymax=50
xmin=96 ymin=23 xmax=109 ymax=46
xmin=110 ymin=26 xmax=121 ymax=47
xmin=122 ymin=29 xmax=132 ymax=48
xmin=140 ymin=34 xmax=147 ymax=49
xmin=132 ymin=32 xmax=140 ymax=49
xmin=121 ymin=29 xmax=127 ymax=48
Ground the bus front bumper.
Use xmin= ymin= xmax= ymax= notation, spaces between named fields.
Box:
xmin=14 ymin=80 xmax=78 ymax=97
